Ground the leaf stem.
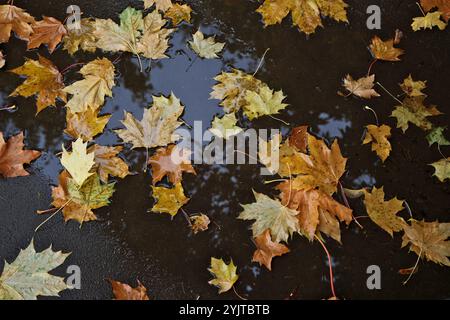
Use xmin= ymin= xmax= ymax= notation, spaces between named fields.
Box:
xmin=376 ymin=82 xmax=403 ymax=105
xmin=416 ymin=2 xmax=426 ymax=16
xmin=268 ymin=115 xmax=290 ymax=126
xmin=363 ymin=105 xmax=379 ymax=126
xmin=314 ymin=234 xmax=337 ymax=299
xmin=253 ymin=48 xmax=270 ymax=76
xmin=35 ymin=199 xmax=72 ymax=233
xmin=232 ymin=286 xmax=248 ymax=300
xmin=367 ymin=59 xmax=378 ymax=76
xmin=402 ymin=247 xmax=422 ymax=285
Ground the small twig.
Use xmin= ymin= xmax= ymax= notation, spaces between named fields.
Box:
xmin=181 ymin=119 xmax=192 ymax=129
xmin=269 ymin=115 xmax=290 ymax=126
xmin=404 ymin=201 xmax=413 ymax=219
xmin=416 ymin=2 xmax=426 ymax=16
xmin=363 ymin=106 xmax=379 ymax=126
xmin=402 ymin=247 xmax=422 ymax=285
xmin=181 ymin=208 xmax=192 ymax=227
xmin=314 ymin=234 xmax=337 ymax=299
xmin=61 ymin=62 xmax=85 ymax=75
xmin=253 ymin=48 xmax=270 ymax=76
xmin=35 ymin=200 xmax=72 ymax=232
xmin=437 ymin=145 xmax=448 ymax=161
xmin=264 ymin=178 xmax=288 ymax=184
xmin=376 ymin=82 xmax=404 ymax=105
xmin=0 ymin=104 xmax=16 ymax=111
xmin=232 ymin=286 xmax=248 ymax=300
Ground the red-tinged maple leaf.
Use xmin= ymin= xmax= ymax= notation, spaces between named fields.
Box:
xmin=0 ymin=4 xmax=35 ymax=43
xmin=288 ymin=125 xmax=308 ymax=153
xmin=109 ymin=279 xmax=150 ymax=300
xmin=252 ymin=229 xmax=290 ymax=271
xmin=0 ymin=132 xmax=41 ymax=178
xmin=28 ymin=16 xmax=67 ymax=53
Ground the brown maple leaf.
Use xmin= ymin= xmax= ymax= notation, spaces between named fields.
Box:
xmin=252 ymin=229 xmax=290 ymax=271
xmin=148 ymin=144 xmax=196 ymax=185
xmin=0 ymin=4 xmax=35 ymax=43
xmin=369 ymin=35 xmax=405 ymax=62
xmin=421 ymin=0 xmax=450 ymax=22
xmin=28 ymin=16 xmax=67 ymax=53
xmin=88 ymin=144 xmax=130 ymax=183
xmin=343 ymin=74 xmax=380 ymax=99
xmin=288 ymin=125 xmax=308 ymax=153
xmin=0 ymin=132 xmax=41 ymax=178
xmin=109 ymin=279 xmax=150 ymax=300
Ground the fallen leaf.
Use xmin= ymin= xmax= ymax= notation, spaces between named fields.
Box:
xmin=9 ymin=55 xmax=67 ymax=114
xmin=430 ymin=158 xmax=450 ymax=182
xmin=189 ymin=30 xmax=225 ymax=59
xmin=289 ymin=125 xmax=308 ymax=153
xmin=63 ymin=58 xmax=115 ymax=113
xmin=256 ymin=0 xmax=349 ymax=35
xmin=244 ymin=85 xmax=288 ymax=120
xmin=391 ymin=96 xmax=441 ymax=132
xmin=0 ymin=50 xmax=4 ymax=68
xmin=369 ymin=35 xmax=404 ymax=61
xmin=116 ymin=93 xmax=184 ymax=149
xmin=60 ymin=138 xmax=95 ymax=187
xmin=400 ymin=74 xmax=427 ymax=97
xmin=0 ymin=131 xmax=41 ymax=178
xmin=136 ymin=11 xmax=174 ymax=60
xmin=343 ymin=74 xmax=380 ymax=99
xmin=143 ymin=0 xmax=173 ymax=12
xmin=421 ymin=0 xmax=450 ymax=22
xmin=0 ymin=240 xmax=69 ymax=300
xmin=209 ymin=112 xmax=243 ymax=140
xmin=190 ymin=214 xmax=210 ymax=234
xmin=238 ymin=191 xmax=299 ymax=243
xmin=165 ymin=3 xmax=192 ymax=25
xmin=258 ymin=133 xmax=282 ymax=175
xmin=27 ymin=16 xmax=67 ymax=53
xmin=252 ymin=229 xmax=290 ymax=271
xmin=398 ymin=266 xmax=419 ymax=275
xmin=208 ymin=257 xmax=238 ymax=294
xmin=412 ymin=11 xmax=447 ymax=31
xmin=426 ymin=126 xmax=450 ymax=147
xmin=362 ymin=187 xmax=405 ymax=236
xmin=63 ymin=18 xmax=97 ymax=55
xmin=65 ymin=109 xmax=111 ymax=142
xmin=0 ymin=4 xmax=35 ymax=43
xmin=88 ymin=144 xmax=130 ymax=183
xmin=109 ymin=279 xmax=149 ymax=300
xmin=402 ymin=219 xmax=450 ymax=266
xmin=363 ymin=124 xmax=392 ymax=162
xmin=151 ymin=182 xmax=189 ymax=216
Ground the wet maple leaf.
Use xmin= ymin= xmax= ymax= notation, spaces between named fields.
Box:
xmin=289 ymin=125 xmax=308 ymax=153
xmin=363 ymin=124 xmax=392 ymax=162
xmin=0 ymin=131 xmax=41 ymax=178
xmin=426 ymin=126 xmax=450 ymax=147
xmin=421 ymin=0 xmax=450 ymax=22
xmin=60 ymin=138 xmax=95 ymax=187
xmin=430 ymin=158 xmax=450 ymax=182
xmin=369 ymin=36 xmax=405 ymax=61
xmin=256 ymin=0 xmax=348 ymax=35
xmin=88 ymin=144 xmax=130 ymax=183
xmin=239 ymin=191 xmax=299 ymax=243
xmin=27 ymin=16 xmax=67 ymax=53
xmin=63 ymin=58 xmax=115 ymax=114
xmin=412 ymin=11 xmax=447 ymax=31
xmin=116 ymin=93 xmax=184 ymax=149
xmin=165 ymin=3 xmax=192 ymax=25
xmin=362 ymin=187 xmax=406 ymax=237
xmin=9 ymin=55 xmax=67 ymax=114
xmin=189 ymin=30 xmax=225 ymax=59
xmin=0 ymin=50 xmax=4 ymax=68
xmin=244 ymin=85 xmax=288 ymax=120
xmin=109 ymin=279 xmax=149 ymax=300
xmin=151 ymin=182 xmax=189 ymax=216
xmin=391 ymin=96 xmax=441 ymax=132
xmin=0 ymin=4 xmax=35 ymax=43
xmin=209 ymin=113 xmax=243 ymax=140
xmin=258 ymin=133 xmax=282 ymax=175
xmin=63 ymin=18 xmax=97 ymax=55
xmin=65 ymin=109 xmax=111 ymax=142
xmin=343 ymin=74 xmax=380 ymax=99
xmin=400 ymin=74 xmax=427 ymax=97
xmin=143 ymin=0 xmax=173 ymax=12
xmin=252 ymin=229 xmax=290 ymax=271
xmin=190 ymin=213 xmax=210 ymax=234
xmin=402 ymin=220 xmax=450 ymax=266
xmin=148 ymin=144 xmax=195 ymax=185
xmin=0 ymin=240 xmax=69 ymax=300
xmin=208 ymin=257 xmax=238 ymax=294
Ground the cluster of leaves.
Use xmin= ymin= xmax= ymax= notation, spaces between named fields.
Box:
xmin=412 ymin=0 xmax=450 ymax=31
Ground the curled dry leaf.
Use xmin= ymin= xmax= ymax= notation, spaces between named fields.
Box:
xmin=9 ymin=55 xmax=67 ymax=114
xmin=189 ymin=30 xmax=225 ymax=59
xmin=429 ymin=158 xmax=450 ymax=182
xmin=369 ymin=35 xmax=405 ymax=61
xmin=27 ymin=16 xmax=67 ymax=53
xmin=88 ymin=144 xmax=130 ymax=183
xmin=252 ymin=229 xmax=290 ymax=271
xmin=363 ymin=124 xmax=392 ymax=162
xmin=0 ymin=4 xmax=35 ymax=43
xmin=165 ymin=3 xmax=192 ymax=26
xmin=60 ymin=138 xmax=95 ymax=187
xmin=151 ymin=182 xmax=189 ymax=216
xmin=65 ymin=109 xmax=111 ymax=142
xmin=109 ymin=279 xmax=150 ymax=300
xmin=190 ymin=214 xmax=210 ymax=234
xmin=0 ymin=131 xmax=41 ymax=178
xmin=208 ymin=257 xmax=238 ymax=294
xmin=148 ymin=144 xmax=196 ymax=185
xmin=343 ymin=74 xmax=380 ymax=99
xmin=412 ymin=11 xmax=447 ymax=31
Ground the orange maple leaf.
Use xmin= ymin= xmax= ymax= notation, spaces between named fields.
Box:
xmin=28 ymin=16 xmax=67 ymax=53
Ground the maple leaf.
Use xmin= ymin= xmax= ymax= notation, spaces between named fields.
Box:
xmin=258 ymin=133 xmax=282 ymax=175
xmin=88 ymin=144 xmax=130 ymax=183
xmin=189 ymin=30 xmax=225 ymax=59
xmin=116 ymin=93 xmax=184 ymax=149
xmin=391 ymin=96 xmax=441 ymax=132
xmin=289 ymin=125 xmax=308 ymax=153
xmin=402 ymin=220 xmax=450 ymax=266
xmin=9 ymin=55 xmax=67 ymax=114
xmin=252 ymin=229 xmax=290 ymax=271
xmin=362 ymin=187 xmax=406 ymax=237
xmin=369 ymin=35 xmax=405 ymax=61
xmin=421 ymin=0 xmax=450 ymax=22
xmin=0 ymin=240 xmax=69 ymax=300
xmin=109 ymin=279 xmax=149 ymax=300
xmin=136 ymin=11 xmax=174 ymax=60
xmin=277 ymin=185 xmax=352 ymax=242
xmin=430 ymin=158 xmax=450 ymax=182
xmin=208 ymin=257 xmax=238 ymax=294
xmin=143 ymin=0 xmax=173 ymax=12
xmin=165 ymin=3 xmax=192 ymax=25
xmin=60 ymin=138 xmax=95 ymax=187
xmin=239 ymin=191 xmax=299 ymax=243
xmin=0 ymin=131 xmax=41 ymax=178
xmin=151 ymin=182 xmax=189 ymax=216
xmin=244 ymin=85 xmax=288 ymax=120
xmin=63 ymin=18 xmax=97 ymax=55
xmin=256 ymin=0 xmax=349 ymax=35
xmin=190 ymin=214 xmax=211 ymax=234
xmin=148 ymin=144 xmax=195 ymax=185
xmin=0 ymin=4 xmax=35 ymax=43
xmin=209 ymin=113 xmax=243 ymax=140
xmin=412 ymin=11 xmax=447 ymax=31
xmin=343 ymin=74 xmax=380 ymax=99
xmin=65 ymin=109 xmax=111 ymax=142
xmin=63 ymin=58 xmax=115 ymax=113
xmin=400 ymin=74 xmax=427 ymax=97
xmin=0 ymin=50 xmax=4 ymax=68
xmin=426 ymin=126 xmax=450 ymax=147
xmin=363 ymin=124 xmax=392 ymax=162
xmin=27 ymin=16 xmax=67 ymax=53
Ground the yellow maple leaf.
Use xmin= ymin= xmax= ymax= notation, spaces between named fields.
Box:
xmin=60 ymin=138 xmax=95 ymax=187
xmin=363 ymin=124 xmax=392 ymax=162
xmin=208 ymin=257 xmax=239 ymax=294
xmin=151 ymin=182 xmax=189 ymax=216
xmin=400 ymin=74 xmax=427 ymax=97
xmin=143 ymin=0 xmax=172 ymax=12
xmin=412 ymin=11 xmax=447 ymax=31
xmin=369 ymin=35 xmax=405 ymax=61
xmin=165 ymin=3 xmax=192 ymax=26
xmin=189 ymin=30 xmax=225 ymax=59
xmin=63 ymin=18 xmax=97 ymax=55
xmin=65 ymin=108 xmax=111 ymax=142
xmin=430 ymin=158 xmax=450 ymax=182
xmin=391 ymin=96 xmax=441 ymax=132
